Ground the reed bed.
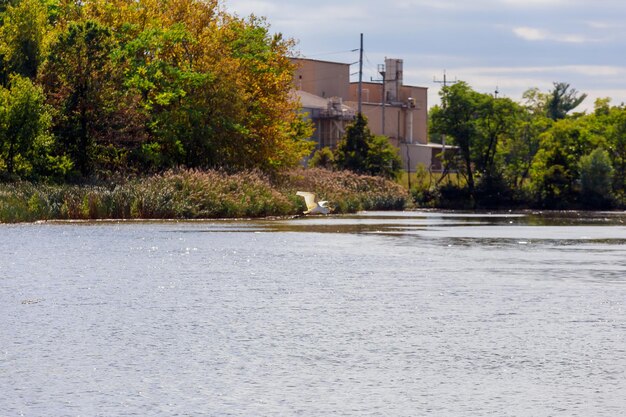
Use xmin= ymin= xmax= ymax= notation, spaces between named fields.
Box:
xmin=0 ymin=168 xmax=407 ymax=222
xmin=277 ymin=168 xmax=407 ymax=213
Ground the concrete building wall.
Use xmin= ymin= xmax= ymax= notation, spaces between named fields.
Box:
xmin=397 ymin=143 xmax=433 ymax=172
xmin=348 ymin=82 xmax=428 ymax=145
xmin=293 ymin=57 xmax=437 ymax=172
xmin=295 ymin=90 xmax=355 ymax=151
xmin=292 ymin=58 xmax=350 ymax=100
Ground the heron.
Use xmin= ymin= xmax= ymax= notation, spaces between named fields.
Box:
xmin=296 ymin=191 xmax=331 ymax=215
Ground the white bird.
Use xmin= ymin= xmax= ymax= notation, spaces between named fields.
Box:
xmin=296 ymin=191 xmax=331 ymax=214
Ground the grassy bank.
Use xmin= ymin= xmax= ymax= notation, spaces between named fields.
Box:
xmin=0 ymin=168 xmax=408 ymax=223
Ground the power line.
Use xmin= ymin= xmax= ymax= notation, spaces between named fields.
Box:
xmin=305 ymin=49 xmax=359 ymax=58
xmin=433 ymin=70 xmax=458 ymax=176
xmin=433 ymin=70 xmax=458 ymax=88
xmin=358 ymin=33 xmax=363 ymax=115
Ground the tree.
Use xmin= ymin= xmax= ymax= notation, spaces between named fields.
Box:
xmin=0 ymin=0 xmax=50 ymax=84
xmin=0 ymin=75 xmax=69 ymax=178
xmin=40 ymin=20 xmax=126 ymax=176
xmin=219 ymin=15 xmax=314 ymax=171
xmin=1 ymin=0 xmax=328 ymax=179
xmin=364 ymin=134 xmax=402 ymax=179
xmin=522 ymin=87 xmax=549 ymax=116
xmin=500 ymin=104 xmax=552 ymax=189
xmin=608 ymin=110 xmax=626 ymax=202
xmin=334 ymin=114 xmax=402 ymax=178
xmin=586 ymin=99 xmax=626 ymax=204
xmin=308 ymin=147 xmax=335 ymax=169
xmin=546 ymin=82 xmax=587 ymax=120
xmin=335 ymin=113 xmax=370 ymax=174
xmin=579 ymin=147 xmax=613 ymax=208
xmin=430 ymin=82 xmax=481 ymax=197
xmin=529 ymin=118 xmax=597 ymax=207
xmin=473 ymin=95 xmax=521 ymax=181
xmin=108 ymin=2 xmax=313 ymax=172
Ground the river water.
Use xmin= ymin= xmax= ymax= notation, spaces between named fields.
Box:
xmin=1 ymin=211 xmax=625 ymax=416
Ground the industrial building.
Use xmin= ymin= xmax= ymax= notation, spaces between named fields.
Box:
xmin=293 ymin=57 xmax=447 ymax=172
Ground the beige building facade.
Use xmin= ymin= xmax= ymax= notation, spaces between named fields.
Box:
xmin=293 ymin=57 xmax=444 ymax=172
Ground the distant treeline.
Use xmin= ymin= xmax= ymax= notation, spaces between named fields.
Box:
xmin=2 ymin=1 xmax=625 ymax=213
xmin=0 ymin=0 xmax=313 ymax=181
xmin=424 ymin=81 xmax=626 ymax=210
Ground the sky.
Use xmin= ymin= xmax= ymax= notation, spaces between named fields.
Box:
xmin=225 ymin=0 xmax=626 ymax=113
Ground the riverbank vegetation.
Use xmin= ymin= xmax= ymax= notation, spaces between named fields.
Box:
xmin=2 ymin=0 xmax=626 ymax=218
xmin=0 ymin=168 xmax=407 ymax=222
xmin=426 ymin=81 xmax=626 ymax=210
xmin=0 ymin=0 xmax=409 ymax=223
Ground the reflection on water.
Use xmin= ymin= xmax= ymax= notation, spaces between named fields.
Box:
xmin=195 ymin=210 xmax=626 ymax=246
xmin=1 ymin=211 xmax=626 ymax=416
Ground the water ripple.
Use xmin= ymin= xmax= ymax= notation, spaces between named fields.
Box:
xmin=1 ymin=212 xmax=626 ymax=416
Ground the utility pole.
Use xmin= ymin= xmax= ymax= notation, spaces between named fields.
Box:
xmin=358 ymin=33 xmax=363 ymax=116
xmin=433 ymin=70 xmax=457 ymax=90
xmin=372 ymin=63 xmax=386 ymax=134
xmin=433 ymin=70 xmax=457 ymax=175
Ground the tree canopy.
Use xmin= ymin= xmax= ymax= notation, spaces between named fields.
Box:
xmin=334 ymin=114 xmax=402 ymax=179
xmin=429 ymin=81 xmax=626 ymax=209
xmin=0 ymin=0 xmax=313 ymax=180
xmin=546 ymin=82 xmax=587 ymax=120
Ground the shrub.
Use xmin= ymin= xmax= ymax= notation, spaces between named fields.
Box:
xmin=308 ymin=147 xmax=335 ymax=169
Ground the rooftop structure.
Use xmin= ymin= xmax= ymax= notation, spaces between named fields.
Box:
xmin=293 ymin=57 xmax=447 ymax=172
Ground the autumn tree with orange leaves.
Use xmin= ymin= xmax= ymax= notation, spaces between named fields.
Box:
xmin=0 ymin=0 xmax=312 ymax=178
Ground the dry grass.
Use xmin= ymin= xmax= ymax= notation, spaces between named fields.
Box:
xmin=277 ymin=168 xmax=407 ymax=213
xmin=0 ymin=168 xmax=408 ymax=222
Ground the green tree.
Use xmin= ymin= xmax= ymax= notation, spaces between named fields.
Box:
xmin=546 ymin=82 xmax=587 ymax=120
xmin=430 ymin=82 xmax=482 ymax=197
xmin=500 ymin=104 xmax=552 ymax=189
xmin=308 ymin=147 xmax=335 ymax=169
xmin=529 ymin=118 xmax=597 ymax=207
xmin=579 ymin=147 xmax=613 ymax=208
xmin=0 ymin=75 xmax=69 ymax=178
xmin=122 ymin=23 xmax=219 ymax=168
xmin=522 ymin=87 xmax=549 ymax=116
xmin=364 ymin=134 xmax=402 ymax=179
xmin=335 ymin=113 xmax=370 ymax=174
xmin=0 ymin=0 xmax=327 ymax=180
xmin=608 ymin=108 xmax=626 ymax=203
xmin=0 ymin=0 xmax=50 ymax=84
xmin=585 ymin=99 xmax=626 ymax=205
xmin=334 ymin=114 xmax=402 ymax=178
xmin=473 ymin=95 xmax=521 ymax=181
xmin=40 ymin=20 xmax=118 ymax=175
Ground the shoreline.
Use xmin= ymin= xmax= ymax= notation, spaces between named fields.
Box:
xmin=0 ymin=168 xmax=408 ymax=223
xmin=7 ymin=207 xmax=625 ymax=227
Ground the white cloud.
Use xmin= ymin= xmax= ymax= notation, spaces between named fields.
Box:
xmin=224 ymin=0 xmax=626 ymax=113
xmin=586 ymin=20 xmax=615 ymax=29
xmin=225 ymin=0 xmax=278 ymax=16
xmin=387 ymin=0 xmax=477 ymax=10
xmin=404 ymin=64 xmax=626 ymax=113
xmin=513 ymin=27 xmax=548 ymax=41
xmin=500 ymin=0 xmax=567 ymax=6
xmin=467 ymin=65 xmax=625 ymax=77
xmin=512 ymin=26 xmax=602 ymax=43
